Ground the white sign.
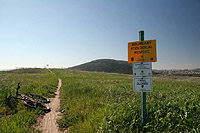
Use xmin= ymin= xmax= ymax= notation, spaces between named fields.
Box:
xmin=134 ymin=77 xmax=152 ymax=92
xmin=133 ymin=62 xmax=152 ymax=77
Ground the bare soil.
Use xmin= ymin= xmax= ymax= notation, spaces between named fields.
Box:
xmin=37 ymin=78 xmax=65 ymax=133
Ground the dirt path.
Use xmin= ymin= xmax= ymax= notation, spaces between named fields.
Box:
xmin=37 ymin=78 xmax=62 ymax=133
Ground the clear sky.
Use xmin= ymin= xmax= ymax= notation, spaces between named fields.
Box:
xmin=0 ymin=0 xmax=200 ymax=70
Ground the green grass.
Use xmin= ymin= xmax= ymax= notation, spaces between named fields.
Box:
xmin=0 ymin=69 xmax=58 ymax=132
xmin=54 ymin=69 xmax=200 ymax=132
xmin=1 ymin=69 xmax=199 ymax=132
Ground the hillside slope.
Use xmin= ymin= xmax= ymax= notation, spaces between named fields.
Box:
xmin=69 ymin=59 xmax=132 ymax=74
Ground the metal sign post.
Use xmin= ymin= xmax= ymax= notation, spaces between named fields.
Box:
xmin=128 ymin=30 xmax=157 ymax=130
xmin=139 ymin=31 xmax=146 ymax=129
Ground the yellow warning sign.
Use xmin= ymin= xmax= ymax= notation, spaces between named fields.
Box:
xmin=128 ymin=40 xmax=157 ymax=63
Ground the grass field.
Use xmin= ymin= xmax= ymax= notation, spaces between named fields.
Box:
xmin=54 ymin=69 xmax=200 ymax=132
xmin=0 ymin=69 xmax=199 ymax=132
xmin=0 ymin=68 xmax=58 ymax=132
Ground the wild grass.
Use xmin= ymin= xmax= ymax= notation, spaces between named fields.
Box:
xmin=0 ymin=69 xmax=58 ymax=132
xmin=0 ymin=69 xmax=199 ymax=132
xmin=54 ymin=69 xmax=200 ymax=132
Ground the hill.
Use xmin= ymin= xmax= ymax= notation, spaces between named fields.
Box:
xmin=68 ymin=59 xmax=200 ymax=76
xmin=69 ymin=59 xmax=132 ymax=74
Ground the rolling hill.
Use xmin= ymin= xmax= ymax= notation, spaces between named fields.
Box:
xmin=69 ymin=59 xmax=132 ymax=74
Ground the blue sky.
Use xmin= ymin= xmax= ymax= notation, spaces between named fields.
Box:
xmin=0 ymin=0 xmax=200 ymax=70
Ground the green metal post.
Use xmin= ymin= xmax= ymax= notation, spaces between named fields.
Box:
xmin=139 ymin=31 xmax=146 ymax=129
xmin=139 ymin=31 xmax=144 ymax=41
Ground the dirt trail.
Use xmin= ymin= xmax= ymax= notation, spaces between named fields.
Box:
xmin=37 ymin=78 xmax=63 ymax=133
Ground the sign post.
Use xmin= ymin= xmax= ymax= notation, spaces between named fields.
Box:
xmin=139 ymin=31 xmax=146 ymax=129
xmin=128 ymin=31 xmax=157 ymax=130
